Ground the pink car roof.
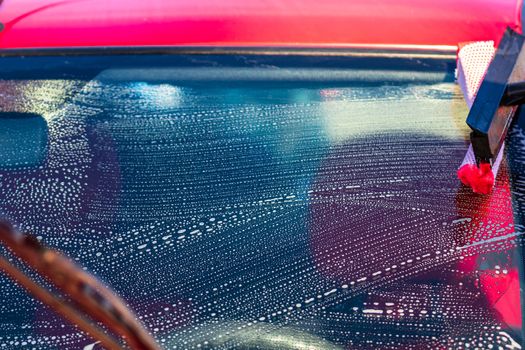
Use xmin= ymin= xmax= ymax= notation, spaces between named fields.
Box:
xmin=0 ymin=0 xmax=522 ymax=49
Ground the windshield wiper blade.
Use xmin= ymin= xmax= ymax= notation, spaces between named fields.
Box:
xmin=0 ymin=220 xmax=161 ymax=350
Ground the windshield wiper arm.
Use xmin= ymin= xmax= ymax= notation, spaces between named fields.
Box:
xmin=0 ymin=221 xmax=161 ymax=350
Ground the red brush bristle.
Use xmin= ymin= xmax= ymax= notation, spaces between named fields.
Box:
xmin=457 ymin=162 xmax=494 ymax=194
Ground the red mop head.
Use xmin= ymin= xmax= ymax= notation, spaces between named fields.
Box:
xmin=457 ymin=163 xmax=494 ymax=194
xmin=456 ymin=41 xmax=500 ymax=194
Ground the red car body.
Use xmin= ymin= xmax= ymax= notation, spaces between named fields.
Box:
xmin=0 ymin=0 xmax=522 ymax=49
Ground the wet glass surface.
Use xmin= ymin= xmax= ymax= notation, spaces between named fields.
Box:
xmin=0 ymin=54 xmax=523 ymax=349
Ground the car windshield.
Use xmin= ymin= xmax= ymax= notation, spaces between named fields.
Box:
xmin=0 ymin=50 xmax=523 ymax=349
